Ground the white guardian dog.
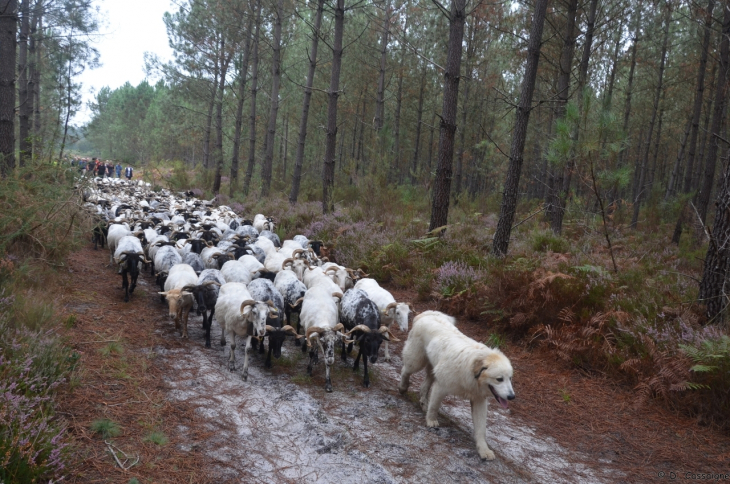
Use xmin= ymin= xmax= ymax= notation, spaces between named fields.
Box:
xmin=398 ymin=310 xmax=515 ymax=460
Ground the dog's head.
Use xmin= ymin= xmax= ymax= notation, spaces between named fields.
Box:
xmin=472 ymin=350 xmax=515 ymax=409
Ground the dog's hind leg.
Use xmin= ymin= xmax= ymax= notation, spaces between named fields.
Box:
xmin=419 ymin=364 xmax=435 ymax=411
xmin=425 ymin=380 xmax=447 ymax=428
xmin=470 ymin=399 xmax=494 ymax=460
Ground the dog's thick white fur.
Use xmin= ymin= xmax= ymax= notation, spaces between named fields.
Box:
xmin=399 ymin=310 xmax=515 ymax=460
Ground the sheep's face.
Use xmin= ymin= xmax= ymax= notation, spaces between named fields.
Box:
xmin=360 ymin=332 xmax=384 ymax=364
xmin=320 ymin=330 xmax=338 ymax=366
xmin=159 ymin=289 xmax=194 ymax=319
xmin=394 ymin=303 xmax=411 ymax=332
xmin=291 ymin=260 xmax=308 ymax=281
xmin=243 ymin=301 xmax=270 ymax=338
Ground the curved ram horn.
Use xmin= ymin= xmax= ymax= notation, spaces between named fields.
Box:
xmin=384 ymin=302 xmax=398 ymax=312
xmin=181 ymin=284 xmax=198 ymax=292
xmin=407 ymin=302 xmax=415 ymax=311
xmin=291 ymin=297 xmax=304 ymax=308
xmin=345 ymin=324 xmax=372 ymax=335
xmin=239 ymin=299 xmax=256 ymax=313
xmin=202 ymin=281 xmax=222 ymax=287
xmin=325 ymin=267 xmax=338 ymax=273
xmin=332 ymin=323 xmax=344 ymax=333
xmin=265 ymin=325 xmax=276 ymax=333
xmin=387 ymin=331 xmax=400 ymax=342
xmin=206 ymin=241 xmax=214 ymax=247
xmin=331 ymin=292 xmax=343 ymax=300
xmin=281 ymin=258 xmax=295 ymax=269
xmin=265 ymin=300 xmax=276 ymax=308
xmin=292 ymin=249 xmax=305 ymax=258
xmin=281 ymin=325 xmax=298 ymax=336
xmin=305 ymin=326 xmax=325 ymax=347
xmin=320 ymin=257 xmax=329 ymax=262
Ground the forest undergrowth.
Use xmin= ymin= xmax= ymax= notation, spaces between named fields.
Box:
xmin=155 ymin=161 xmax=730 ymax=432
xmin=0 ymin=164 xmax=91 ymax=481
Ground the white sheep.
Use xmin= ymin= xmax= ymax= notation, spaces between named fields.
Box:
xmin=354 ymin=278 xmax=413 ymax=361
xmin=299 ymin=284 xmax=345 ymax=392
xmin=216 ymin=282 xmax=279 ymax=380
xmin=220 ymin=260 xmax=253 ymax=284
xmin=159 ymin=264 xmax=198 ymax=339
xmin=107 ymin=223 xmax=131 ymax=263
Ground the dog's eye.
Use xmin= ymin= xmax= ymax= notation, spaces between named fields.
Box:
xmin=497 ymin=377 xmax=504 ymax=382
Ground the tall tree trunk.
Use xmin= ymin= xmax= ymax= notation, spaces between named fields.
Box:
xmin=428 ymin=0 xmax=467 ymax=233
xmin=229 ymin=10 xmax=255 ymax=198
xmin=427 ymin=112 xmax=436 ymax=171
xmin=58 ymin=58 xmax=74 ymax=162
xmin=699 ymin=2 xmax=730 ymax=322
xmin=600 ymin=20 xmax=623 ymax=151
xmin=322 ymin=0 xmax=345 ymax=214
xmin=32 ymin=7 xmax=41 ymax=156
xmin=410 ymin=66 xmax=427 ymax=184
xmin=203 ymin=41 xmax=220 ymax=170
xmin=492 ymin=0 xmax=549 ymax=257
xmin=374 ymin=0 xmax=390 ymax=133
xmin=666 ymin=118 xmax=692 ymax=201
xmin=685 ymin=0 xmax=716 ymax=194
xmin=546 ymin=0 xmax=578 ymax=234
xmin=697 ymin=3 xmax=730 ymax=224
xmin=618 ymin=6 xmax=642 ymax=169
xmin=243 ymin=0 xmax=263 ymax=196
xmin=26 ymin=6 xmax=37 ymax=161
xmin=261 ymin=0 xmax=285 ymax=197
xmin=454 ymin=20 xmax=476 ymax=202
xmin=290 ymin=0 xmax=325 ymax=204
xmin=0 ymin=0 xmax=17 ymax=176
xmin=17 ymin=0 xmax=30 ymax=166
xmin=212 ymin=38 xmax=230 ymax=195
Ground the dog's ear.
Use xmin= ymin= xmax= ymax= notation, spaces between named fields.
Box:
xmin=473 ymin=358 xmax=489 ymax=379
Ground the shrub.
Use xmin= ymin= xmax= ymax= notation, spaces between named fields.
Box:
xmin=435 ymin=261 xmax=484 ymax=297
xmin=144 ymin=431 xmax=169 ymax=446
xmin=90 ymin=419 xmax=121 ymax=439
xmin=531 ymin=230 xmax=570 ymax=253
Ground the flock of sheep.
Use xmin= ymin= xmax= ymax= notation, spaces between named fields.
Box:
xmin=84 ymin=177 xmax=413 ymax=392
xmin=83 ymin=176 xmax=516 ymax=462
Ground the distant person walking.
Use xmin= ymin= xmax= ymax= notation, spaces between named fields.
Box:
xmin=78 ymin=158 xmax=86 ymax=174
xmin=124 ymin=165 xmax=133 ymax=180
xmin=115 ymin=162 xmax=122 ymax=178
xmin=106 ymin=161 xmax=114 ymax=178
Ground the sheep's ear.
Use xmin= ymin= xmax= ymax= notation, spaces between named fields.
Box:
xmin=181 ymin=291 xmax=193 ymax=297
xmin=158 ymin=291 xmax=167 ymax=296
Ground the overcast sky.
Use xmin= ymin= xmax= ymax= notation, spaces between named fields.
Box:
xmin=77 ymin=0 xmax=176 ymax=124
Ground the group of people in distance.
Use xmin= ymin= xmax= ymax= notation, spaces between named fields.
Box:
xmin=71 ymin=157 xmax=133 ymax=180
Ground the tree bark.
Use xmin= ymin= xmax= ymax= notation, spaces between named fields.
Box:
xmin=492 ymin=0 xmax=548 ymax=257
xmin=0 ymin=0 xmax=18 ymax=176
xmin=631 ymin=5 xmax=671 ymax=228
xmin=261 ymin=0 xmax=285 ymax=197
xmin=454 ymin=19 xmax=476 ymax=202
xmin=203 ymin=42 xmax=220 ymax=170
xmin=26 ymin=5 xmax=37 ymax=160
xmin=699 ymin=2 xmax=730 ymax=322
xmin=546 ymin=0 xmax=578 ymax=234
xmin=428 ymin=0 xmax=467 ymax=234
xmin=32 ymin=7 xmax=41 ymax=156
xmin=618 ymin=6 xmax=642 ymax=170
xmin=243 ymin=0 xmax=263 ymax=196
xmin=322 ymin=0 xmax=345 ymax=214
xmin=229 ymin=11 xmax=255 ymax=197
xmin=290 ymin=0 xmax=325 ymax=204
xmin=212 ymin=37 xmax=231 ymax=195
xmin=666 ymin=118 xmax=692 ymax=202
xmin=374 ymin=0 xmax=390 ymax=133
xmin=684 ymin=0 xmax=716 ymax=195
xmin=18 ymin=0 xmax=30 ymax=166
xmin=697 ymin=2 xmax=730 ymax=225
xmin=410 ymin=66 xmax=428 ymax=184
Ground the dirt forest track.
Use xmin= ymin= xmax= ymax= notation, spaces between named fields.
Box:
xmin=56 ymin=243 xmax=730 ymax=483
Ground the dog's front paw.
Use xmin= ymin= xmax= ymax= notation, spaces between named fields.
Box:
xmin=398 ymin=384 xmax=408 ymax=395
xmin=426 ymin=418 xmax=439 ymax=428
xmin=478 ymin=446 xmax=495 ymax=461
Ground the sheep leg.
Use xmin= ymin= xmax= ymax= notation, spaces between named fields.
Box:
xmin=129 ymin=272 xmax=138 ymax=294
xmin=362 ymin=352 xmax=369 ymax=388
xmin=301 ymin=336 xmax=308 ymax=353
xmin=265 ymin=339 xmax=273 ymax=369
xmin=258 ymin=335 xmax=265 ymax=354
xmin=353 ymin=345 xmax=362 ymax=372
xmin=324 ymin=361 xmax=333 ymax=393
xmin=291 ymin=309 xmax=301 ymax=347
xmin=340 ymin=338 xmax=348 ymax=363
xmin=307 ymin=347 xmax=317 ymax=376
xmin=241 ymin=335 xmax=251 ymax=381
xmin=471 ymin=399 xmax=494 ymax=460
xmin=181 ymin=306 xmax=190 ymax=339
xmin=227 ymin=331 xmax=236 ymax=371
xmin=419 ymin=364 xmax=435 ymax=412
xmin=426 ymin=381 xmax=447 ymax=428
xmin=122 ymin=271 xmax=130 ymax=303
xmin=203 ymin=311 xmax=211 ymax=348
xmin=383 ymin=340 xmax=391 ymax=362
